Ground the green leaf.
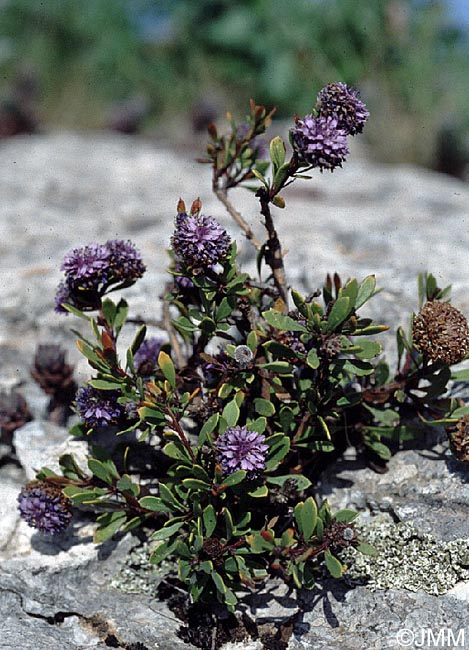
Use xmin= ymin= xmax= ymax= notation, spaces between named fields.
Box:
xmin=211 ymin=570 xmax=227 ymax=594
xmin=254 ymin=398 xmax=275 ymax=417
xmin=198 ymin=413 xmax=219 ymax=444
xmin=294 ymin=496 xmax=317 ymax=540
xmin=306 ymin=348 xmax=320 ymax=369
xmin=114 ymin=298 xmax=129 ymax=334
xmin=221 ymin=470 xmax=247 ymax=487
xmin=130 ymin=324 xmax=147 ymax=355
xmin=203 ymin=505 xmax=217 ymax=537
xmin=181 ymin=478 xmax=211 ymax=491
xmin=58 ymin=453 xmax=88 ymax=481
xmin=216 ymin=297 xmax=235 ymax=321
xmin=327 ymin=296 xmax=351 ymax=331
xmin=354 ymin=340 xmax=382 ymax=360
xmin=63 ymin=487 xmax=104 ymax=504
xmin=258 ymin=361 xmax=293 ymax=375
xmin=269 ymin=135 xmax=286 ymax=171
xmin=451 ymin=369 xmax=469 ymax=382
xmin=263 ymin=309 xmax=307 ymax=332
xmin=247 ymin=484 xmax=269 ymax=498
xmin=163 ymin=441 xmax=192 ymax=462
xmin=138 ymin=496 xmax=169 ymax=512
xmin=89 ymin=378 xmax=123 ymax=390
xmin=340 ymin=279 xmax=358 ymax=309
xmin=223 ymin=507 xmax=234 ymax=540
xmin=116 ymin=474 xmax=139 ymax=497
xmin=101 ymin=298 xmax=116 ymax=326
xmin=266 ymin=474 xmax=312 ymax=491
xmin=273 ymin=162 xmax=291 ymax=190
xmin=222 ymin=399 xmax=240 ymax=427
xmin=333 ymin=509 xmax=359 ymax=523
xmin=94 ymin=512 xmax=127 ymax=543
xmin=88 ymin=458 xmax=113 ymax=485
xmin=158 ymin=351 xmax=176 ymax=389
xmin=247 ymin=416 xmax=267 ymax=434
xmin=265 ymin=434 xmax=290 ymax=471
xmin=62 ymin=303 xmax=91 ymax=321
xmin=150 ymin=539 xmax=178 ymax=564
xmin=355 ymin=275 xmax=376 ymax=310
xmin=152 ymin=520 xmax=185 ymax=541
xmin=246 ymin=330 xmax=258 ymax=352
xmin=218 ymin=382 xmax=233 ymax=399
xmin=357 ymin=541 xmax=377 ymax=556
xmin=324 ymin=550 xmax=344 ymax=578
xmin=342 ymin=359 xmax=375 ymax=377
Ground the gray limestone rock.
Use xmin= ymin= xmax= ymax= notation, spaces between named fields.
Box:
xmin=1 ymin=132 xmax=469 ymax=649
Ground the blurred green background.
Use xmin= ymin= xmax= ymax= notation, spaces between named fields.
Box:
xmin=1 ymin=0 xmax=469 ymax=174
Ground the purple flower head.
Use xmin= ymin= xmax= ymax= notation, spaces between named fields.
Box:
xmin=290 ymin=115 xmax=349 ymax=172
xmin=55 ymin=239 xmax=145 ymax=314
xmin=18 ymin=480 xmax=73 ymax=535
xmin=216 ymin=425 xmax=269 ymax=478
xmin=316 ymin=82 xmax=369 ymax=136
xmin=61 ymin=243 xmax=110 ymax=288
xmin=106 ymin=239 xmax=146 ymax=285
xmin=171 ymin=211 xmax=231 ymax=271
xmin=75 ymin=385 xmax=124 ymax=429
xmin=134 ymin=337 xmax=165 ymax=376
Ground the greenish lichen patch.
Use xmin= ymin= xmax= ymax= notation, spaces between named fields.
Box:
xmin=342 ymin=518 xmax=469 ymax=594
xmin=111 ymin=542 xmax=174 ymax=595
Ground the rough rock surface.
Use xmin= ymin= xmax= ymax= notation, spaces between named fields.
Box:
xmin=1 ymin=132 xmax=469 ymax=649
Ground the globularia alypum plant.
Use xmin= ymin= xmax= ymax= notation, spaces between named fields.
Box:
xmin=18 ymin=82 xmax=469 ymax=611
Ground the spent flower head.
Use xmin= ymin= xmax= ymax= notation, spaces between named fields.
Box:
xmin=75 ymin=385 xmax=124 ymax=429
xmin=216 ymin=425 xmax=269 ymax=478
xmin=412 ymin=301 xmax=469 ymax=365
xmin=18 ymin=480 xmax=73 ymax=535
xmin=316 ymin=82 xmax=369 ymax=136
xmin=290 ymin=115 xmax=349 ymax=172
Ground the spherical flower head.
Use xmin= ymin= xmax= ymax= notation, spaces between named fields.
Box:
xmin=18 ymin=480 xmax=73 ymax=535
xmin=317 ymin=82 xmax=369 ymax=136
xmin=171 ymin=211 xmax=231 ymax=271
xmin=106 ymin=239 xmax=146 ymax=286
xmin=413 ymin=301 xmax=469 ymax=365
xmin=55 ymin=239 xmax=145 ymax=314
xmin=290 ymin=115 xmax=349 ymax=172
xmin=75 ymin=385 xmax=124 ymax=428
xmin=216 ymin=425 xmax=269 ymax=478
xmin=134 ymin=337 xmax=165 ymax=376
xmin=61 ymin=243 xmax=110 ymax=288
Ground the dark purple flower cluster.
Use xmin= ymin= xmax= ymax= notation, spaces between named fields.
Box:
xmin=171 ymin=211 xmax=231 ymax=272
xmin=55 ymin=239 xmax=145 ymax=313
xmin=134 ymin=337 xmax=165 ymax=376
xmin=316 ymin=82 xmax=369 ymax=136
xmin=290 ymin=115 xmax=349 ymax=172
xmin=290 ymin=82 xmax=368 ymax=172
xmin=18 ymin=480 xmax=73 ymax=535
xmin=216 ymin=426 xmax=269 ymax=478
xmin=75 ymin=385 xmax=124 ymax=428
